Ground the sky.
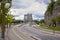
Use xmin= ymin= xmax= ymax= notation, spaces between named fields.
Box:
xmin=10 ymin=0 xmax=50 ymax=20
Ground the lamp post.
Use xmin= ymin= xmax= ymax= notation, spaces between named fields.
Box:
xmin=0 ymin=1 xmax=10 ymax=39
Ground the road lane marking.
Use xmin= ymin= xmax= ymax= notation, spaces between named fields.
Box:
xmin=29 ymin=26 xmax=60 ymax=37
xmin=20 ymin=30 xmax=41 ymax=40
xmin=30 ymin=26 xmax=53 ymax=34
xmin=12 ymin=27 xmax=35 ymax=40
xmin=17 ymin=28 xmax=42 ymax=40
xmin=13 ymin=26 xmax=41 ymax=40
xmin=12 ymin=29 xmax=25 ymax=40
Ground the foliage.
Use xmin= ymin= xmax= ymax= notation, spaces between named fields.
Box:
xmin=0 ymin=0 xmax=12 ymax=24
xmin=6 ymin=14 xmax=14 ymax=23
xmin=51 ymin=15 xmax=60 ymax=27
xmin=34 ymin=20 xmax=39 ymax=24
xmin=40 ymin=19 xmax=44 ymax=23
xmin=52 ymin=17 xmax=56 ymax=23
xmin=51 ymin=15 xmax=60 ymax=24
xmin=0 ymin=15 xmax=1 ymax=22
xmin=12 ymin=20 xmax=23 ymax=24
xmin=47 ymin=0 xmax=55 ymax=15
xmin=0 ymin=0 xmax=12 ymax=13
xmin=56 ymin=0 xmax=60 ymax=5
xmin=40 ymin=22 xmax=60 ymax=31
xmin=56 ymin=15 xmax=60 ymax=24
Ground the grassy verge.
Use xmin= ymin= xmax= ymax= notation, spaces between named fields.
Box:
xmin=40 ymin=23 xmax=60 ymax=31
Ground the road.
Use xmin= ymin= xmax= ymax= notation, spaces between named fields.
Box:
xmin=7 ymin=24 xmax=60 ymax=40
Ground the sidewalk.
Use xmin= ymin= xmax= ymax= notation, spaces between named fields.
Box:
xmin=0 ymin=24 xmax=20 ymax=40
xmin=0 ymin=27 xmax=1 ymax=40
xmin=0 ymin=27 xmax=9 ymax=40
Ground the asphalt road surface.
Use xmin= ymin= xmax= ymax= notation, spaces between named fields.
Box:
xmin=7 ymin=24 xmax=60 ymax=40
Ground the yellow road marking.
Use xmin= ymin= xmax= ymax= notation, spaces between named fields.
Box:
xmin=11 ymin=26 xmax=41 ymax=40
xmin=12 ymin=29 xmax=24 ymax=40
xmin=12 ymin=28 xmax=35 ymax=40
xmin=19 ymin=29 xmax=41 ymax=40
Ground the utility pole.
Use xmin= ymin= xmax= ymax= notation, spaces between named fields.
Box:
xmin=1 ymin=2 xmax=6 ymax=39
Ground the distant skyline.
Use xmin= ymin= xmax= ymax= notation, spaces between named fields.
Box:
xmin=10 ymin=0 xmax=50 ymax=20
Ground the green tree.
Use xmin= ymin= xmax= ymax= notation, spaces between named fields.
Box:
xmin=40 ymin=19 xmax=44 ymax=24
xmin=52 ymin=17 xmax=56 ymax=26
xmin=51 ymin=15 xmax=60 ymax=27
xmin=34 ymin=20 xmax=39 ymax=24
xmin=12 ymin=20 xmax=23 ymax=24
xmin=56 ymin=0 xmax=60 ymax=5
xmin=0 ymin=0 xmax=12 ymax=24
xmin=47 ymin=0 xmax=55 ymax=15
xmin=6 ymin=13 xmax=14 ymax=27
xmin=0 ymin=0 xmax=12 ymax=39
xmin=56 ymin=15 xmax=60 ymax=24
xmin=6 ymin=14 xmax=14 ymax=23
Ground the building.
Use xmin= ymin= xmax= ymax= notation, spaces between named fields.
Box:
xmin=24 ymin=14 xmax=32 ymax=23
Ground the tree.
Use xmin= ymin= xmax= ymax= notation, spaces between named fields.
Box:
xmin=47 ymin=0 xmax=55 ymax=15
xmin=6 ymin=13 xmax=14 ymax=27
xmin=0 ymin=0 xmax=12 ymax=39
xmin=56 ymin=15 xmax=60 ymax=24
xmin=12 ymin=20 xmax=23 ymax=24
xmin=0 ymin=0 xmax=12 ymax=24
xmin=51 ymin=15 xmax=60 ymax=27
xmin=34 ymin=20 xmax=39 ymax=24
xmin=40 ymin=19 xmax=44 ymax=24
xmin=52 ymin=17 xmax=56 ymax=27
xmin=7 ymin=14 xmax=14 ymax=23
xmin=56 ymin=0 xmax=60 ymax=5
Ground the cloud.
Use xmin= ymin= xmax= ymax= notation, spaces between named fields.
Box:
xmin=26 ymin=2 xmax=47 ymax=14
xmin=14 ymin=15 xmax=24 ymax=20
xmin=12 ymin=0 xmax=49 ymax=9
xmin=11 ymin=9 xmax=26 ymax=15
xmin=11 ymin=0 xmax=48 ymax=20
xmin=32 ymin=15 xmax=44 ymax=20
xmin=36 ymin=0 xmax=50 ymax=5
xmin=12 ymin=0 xmax=36 ymax=9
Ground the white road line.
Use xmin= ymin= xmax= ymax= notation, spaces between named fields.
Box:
xmin=12 ymin=29 xmax=25 ymax=40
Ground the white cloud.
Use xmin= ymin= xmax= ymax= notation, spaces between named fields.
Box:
xmin=12 ymin=0 xmax=36 ymax=8
xmin=26 ymin=2 xmax=47 ymax=14
xmin=11 ymin=9 xmax=26 ymax=15
xmin=14 ymin=15 xmax=24 ymax=20
xmin=11 ymin=0 xmax=47 ymax=20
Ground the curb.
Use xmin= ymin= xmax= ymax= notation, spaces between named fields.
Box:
xmin=30 ymin=26 xmax=60 ymax=37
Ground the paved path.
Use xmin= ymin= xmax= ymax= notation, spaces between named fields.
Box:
xmin=7 ymin=24 xmax=60 ymax=40
xmin=31 ymin=24 xmax=60 ymax=37
xmin=0 ymin=24 xmax=60 ymax=40
xmin=0 ymin=27 xmax=1 ymax=40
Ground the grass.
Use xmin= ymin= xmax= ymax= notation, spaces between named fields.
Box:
xmin=40 ymin=23 xmax=60 ymax=31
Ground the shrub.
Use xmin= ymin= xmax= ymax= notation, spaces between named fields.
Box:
xmin=56 ymin=0 xmax=60 ymax=5
xmin=56 ymin=15 xmax=60 ymax=24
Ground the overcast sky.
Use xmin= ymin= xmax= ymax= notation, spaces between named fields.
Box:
xmin=10 ymin=0 xmax=50 ymax=20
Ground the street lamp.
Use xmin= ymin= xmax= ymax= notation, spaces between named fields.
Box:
xmin=0 ymin=1 xmax=10 ymax=39
xmin=5 ymin=3 xmax=10 ymax=9
xmin=0 ymin=2 xmax=11 ymax=8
